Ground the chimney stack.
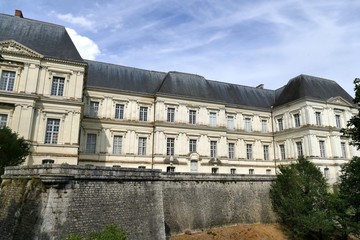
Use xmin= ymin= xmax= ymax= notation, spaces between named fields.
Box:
xmin=15 ymin=10 xmax=24 ymax=18
xmin=256 ymin=84 xmax=264 ymax=89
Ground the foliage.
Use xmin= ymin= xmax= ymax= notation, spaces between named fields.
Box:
xmin=270 ymin=157 xmax=336 ymax=239
xmin=64 ymin=225 xmax=127 ymax=240
xmin=0 ymin=127 xmax=30 ymax=176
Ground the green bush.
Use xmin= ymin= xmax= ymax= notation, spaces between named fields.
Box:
xmin=64 ymin=225 xmax=127 ymax=240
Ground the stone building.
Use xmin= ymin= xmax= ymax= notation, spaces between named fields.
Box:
xmin=0 ymin=11 xmax=358 ymax=184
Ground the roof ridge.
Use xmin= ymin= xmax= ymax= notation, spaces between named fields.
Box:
xmin=0 ymin=13 xmax=65 ymax=29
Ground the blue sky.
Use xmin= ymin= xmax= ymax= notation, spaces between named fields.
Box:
xmin=1 ymin=0 xmax=359 ymax=96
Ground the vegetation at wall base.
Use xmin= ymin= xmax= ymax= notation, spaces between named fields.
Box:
xmin=64 ymin=224 xmax=127 ymax=240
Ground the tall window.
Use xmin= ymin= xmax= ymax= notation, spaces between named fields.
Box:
xmin=229 ymin=143 xmax=235 ymax=159
xmin=139 ymin=107 xmax=148 ymax=121
xmin=341 ymin=142 xmax=346 ymax=158
xmin=189 ymin=139 xmax=197 ymax=153
xmin=115 ymin=104 xmax=124 ymax=119
xmin=0 ymin=114 xmax=7 ymax=128
xmin=315 ymin=112 xmax=321 ymax=126
xmin=190 ymin=160 xmax=198 ymax=172
xmin=244 ymin=118 xmax=252 ymax=132
xmin=279 ymin=144 xmax=285 ymax=160
xmin=113 ymin=136 xmax=122 ymax=154
xmin=278 ymin=118 xmax=283 ymax=131
xmin=167 ymin=138 xmax=175 ymax=156
xmin=210 ymin=141 xmax=217 ymax=158
xmin=230 ymin=168 xmax=236 ymax=174
xmin=263 ymin=145 xmax=269 ymax=160
xmin=249 ymin=169 xmax=254 ymax=175
xmin=294 ymin=113 xmax=300 ymax=127
xmin=189 ymin=110 xmax=196 ymax=124
xmin=209 ymin=112 xmax=217 ymax=126
xmin=89 ymin=101 xmax=99 ymax=117
xmin=51 ymin=76 xmax=65 ymax=96
xmin=138 ymin=137 xmax=147 ymax=155
xmin=335 ymin=115 xmax=341 ymax=128
xmin=227 ymin=116 xmax=234 ymax=129
xmin=45 ymin=118 xmax=60 ymax=144
xmin=0 ymin=70 xmax=15 ymax=91
xmin=319 ymin=140 xmax=326 ymax=158
xmin=86 ymin=133 xmax=97 ymax=153
xmin=246 ymin=144 xmax=253 ymax=160
xmin=167 ymin=108 xmax=175 ymax=122
xmin=296 ymin=141 xmax=303 ymax=157
xmin=261 ymin=119 xmax=267 ymax=133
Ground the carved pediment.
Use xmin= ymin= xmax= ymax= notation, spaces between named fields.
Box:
xmin=0 ymin=40 xmax=43 ymax=58
xmin=327 ymin=96 xmax=353 ymax=106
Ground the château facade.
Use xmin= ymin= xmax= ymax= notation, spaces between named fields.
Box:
xmin=0 ymin=11 xmax=358 ymax=184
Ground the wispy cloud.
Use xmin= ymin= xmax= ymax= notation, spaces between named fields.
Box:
xmin=56 ymin=13 xmax=94 ymax=29
xmin=66 ymin=28 xmax=100 ymax=60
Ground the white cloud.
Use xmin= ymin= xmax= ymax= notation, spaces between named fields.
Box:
xmin=57 ymin=13 xmax=94 ymax=29
xmin=66 ymin=28 xmax=100 ymax=60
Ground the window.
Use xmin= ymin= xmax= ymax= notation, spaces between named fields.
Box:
xmin=42 ymin=159 xmax=54 ymax=165
xmin=296 ymin=142 xmax=303 ymax=157
xmin=115 ymin=104 xmax=124 ymax=119
xmin=294 ymin=113 xmax=300 ymax=127
xmin=210 ymin=141 xmax=217 ymax=158
xmin=266 ymin=169 xmax=271 ymax=175
xmin=249 ymin=169 xmax=254 ymax=175
xmin=263 ymin=145 xmax=269 ymax=160
xmin=246 ymin=144 xmax=253 ymax=160
xmin=189 ymin=139 xmax=197 ymax=153
xmin=167 ymin=166 xmax=175 ymax=172
xmin=324 ymin=167 xmax=329 ymax=179
xmin=167 ymin=108 xmax=175 ymax=122
xmin=0 ymin=114 xmax=7 ymax=128
xmin=315 ymin=112 xmax=321 ymax=126
xmin=190 ymin=160 xmax=198 ymax=172
xmin=51 ymin=76 xmax=65 ymax=96
xmin=212 ymin=168 xmax=218 ymax=174
xmin=209 ymin=112 xmax=217 ymax=126
xmin=45 ymin=118 xmax=60 ymax=144
xmin=244 ymin=117 xmax=252 ymax=132
xmin=229 ymin=143 xmax=235 ymax=159
xmin=167 ymin=138 xmax=175 ymax=156
xmin=261 ymin=119 xmax=267 ymax=132
xmin=230 ymin=168 xmax=236 ymax=174
xmin=278 ymin=118 xmax=283 ymax=131
xmin=113 ymin=136 xmax=122 ymax=154
xmin=0 ymin=70 xmax=15 ymax=91
xmin=189 ymin=110 xmax=196 ymax=124
xmin=335 ymin=115 xmax=341 ymax=128
xmin=341 ymin=142 xmax=346 ymax=158
xmin=138 ymin=166 xmax=146 ymax=169
xmin=86 ymin=133 xmax=97 ymax=153
xmin=279 ymin=144 xmax=285 ymax=160
xmin=138 ymin=137 xmax=147 ymax=155
xmin=227 ymin=116 xmax=234 ymax=129
xmin=89 ymin=101 xmax=99 ymax=117
xmin=139 ymin=107 xmax=148 ymax=121
xmin=319 ymin=140 xmax=326 ymax=158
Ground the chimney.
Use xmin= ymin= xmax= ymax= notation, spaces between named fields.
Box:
xmin=15 ymin=10 xmax=24 ymax=18
xmin=256 ymin=84 xmax=264 ymax=89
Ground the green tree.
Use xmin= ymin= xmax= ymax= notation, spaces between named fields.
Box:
xmin=270 ymin=157 xmax=335 ymax=239
xmin=0 ymin=127 xmax=30 ymax=176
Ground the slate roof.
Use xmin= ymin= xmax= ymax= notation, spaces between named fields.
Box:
xmin=0 ymin=14 xmax=83 ymax=62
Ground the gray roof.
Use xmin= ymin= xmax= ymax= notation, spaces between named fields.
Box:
xmin=0 ymin=14 xmax=83 ymax=62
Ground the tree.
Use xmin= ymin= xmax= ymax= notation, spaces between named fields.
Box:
xmin=270 ymin=157 xmax=335 ymax=239
xmin=0 ymin=127 xmax=30 ymax=176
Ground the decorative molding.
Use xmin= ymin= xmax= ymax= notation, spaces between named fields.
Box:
xmin=0 ymin=40 xmax=43 ymax=58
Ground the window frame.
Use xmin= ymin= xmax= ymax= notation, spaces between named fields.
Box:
xmin=189 ymin=139 xmax=197 ymax=153
xmin=210 ymin=141 xmax=217 ymax=158
xmin=278 ymin=118 xmax=283 ymax=131
xmin=228 ymin=143 xmax=235 ymax=159
xmin=227 ymin=115 xmax=234 ymax=130
xmin=166 ymin=138 xmax=175 ymax=156
xmin=139 ymin=106 xmax=148 ymax=121
xmin=319 ymin=140 xmax=326 ymax=158
xmin=138 ymin=137 xmax=147 ymax=155
xmin=315 ymin=112 xmax=322 ymax=126
xmin=89 ymin=101 xmax=99 ymax=117
xmin=0 ymin=114 xmax=8 ymax=128
xmin=209 ymin=112 xmax=217 ymax=126
xmin=263 ymin=145 xmax=269 ymax=160
xmin=279 ymin=144 xmax=286 ymax=160
xmin=113 ymin=135 xmax=122 ymax=154
xmin=167 ymin=107 xmax=175 ymax=122
xmin=0 ymin=70 xmax=16 ymax=91
xmin=244 ymin=117 xmax=252 ymax=132
xmin=45 ymin=118 xmax=60 ymax=144
xmin=189 ymin=110 xmax=196 ymax=124
xmin=51 ymin=76 xmax=65 ymax=96
xmin=115 ymin=104 xmax=124 ymax=120
xmin=294 ymin=113 xmax=301 ymax=127
xmin=86 ymin=133 xmax=97 ymax=153
xmin=246 ymin=144 xmax=253 ymax=160
xmin=335 ymin=114 xmax=341 ymax=128
xmin=296 ymin=141 xmax=303 ymax=157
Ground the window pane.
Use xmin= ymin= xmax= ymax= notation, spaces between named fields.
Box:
xmin=229 ymin=143 xmax=235 ymax=159
xmin=278 ymin=118 xmax=283 ymax=131
xmin=167 ymin=108 xmax=175 ymax=122
xmin=86 ymin=133 xmax=97 ymax=153
xmin=209 ymin=112 xmax=216 ymax=126
xmin=140 ymin=107 xmax=148 ymax=121
xmin=245 ymin=118 xmax=252 ymax=132
xmin=189 ymin=139 xmax=197 ymax=153
xmin=51 ymin=77 xmax=65 ymax=96
xmin=0 ymin=71 xmax=15 ymax=91
xmin=227 ymin=116 xmax=234 ymax=129
xmin=0 ymin=114 xmax=8 ymax=128
xmin=113 ymin=136 xmax=122 ymax=154
xmin=263 ymin=145 xmax=269 ymax=160
xmin=315 ymin=112 xmax=321 ymax=126
xmin=89 ymin=101 xmax=99 ymax=117
xmin=296 ymin=142 xmax=303 ymax=157
xmin=115 ymin=104 xmax=124 ymax=119
xmin=138 ymin=137 xmax=147 ymax=155
xmin=246 ymin=144 xmax=252 ymax=160
xmin=319 ymin=141 xmax=326 ymax=158
xmin=261 ymin=120 xmax=267 ymax=133
xmin=280 ymin=144 xmax=285 ymax=160
xmin=189 ymin=110 xmax=196 ymax=124
xmin=45 ymin=118 xmax=60 ymax=144
xmin=167 ymin=138 xmax=175 ymax=156
xmin=294 ymin=114 xmax=300 ymax=127
xmin=210 ymin=141 xmax=217 ymax=158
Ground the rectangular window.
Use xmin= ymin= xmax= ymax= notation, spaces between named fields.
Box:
xmin=319 ymin=140 xmax=326 ymax=158
xmin=89 ymin=101 xmax=99 ymax=117
xmin=113 ymin=136 xmax=122 ymax=154
xmin=315 ymin=112 xmax=322 ymax=126
xmin=246 ymin=144 xmax=253 ymax=160
xmin=139 ymin=107 xmax=148 ymax=121
xmin=212 ymin=168 xmax=218 ymax=174
xmin=280 ymin=144 xmax=285 ymax=160
xmin=261 ymin=119 xmax=267 ymax=133
xmin=167 ymin=108 xmax=175 ymax=122
xmin=229 ymin=143 xmax=235 ymax=159
xmin=230 ymin=168 xmax=236 ymax=174
xmin=86 ymin=133 xmax=97 ymax=153
xmin=0 ymin=70 xmax=15 ymax=91
xmin=278 ymin=118 xmax=283 ymax=131
xmin=210 ymin=141 xmax=217 ymax=158
xmin=263 ymin=145 xmax=269 ymax=160
xmin=227 ymin=116 xmax=234 ymax=129
xmin=138 ymin=137 xmax=147 ymax=155
xmin=266 ymin=169 xmax=271 ymax=175
xmin=249 ymin=169 xmax=254 ymax=175
xmin=167 ymin=166 xmax=175 ymax=172
xmin=115 ymin=104 xmax=124 ymax=119
xmin=189 ymin=110 xmax=196 ymax=124
xmin=324 ymin=167 xmax=330 ymax=178
xmin=296 ymin=142 xmax=303 ymax=157
xmin=294 ymin=113 xmax=300 ymax=127
xmin=189 ymin=139 xmax=197 ymax=153
xmin=209 ymin=112 xmax=217 ymax=126
xmin=335 ymin=115 xmax=341 ymax=128
xmin=167 ymin=138 xmax=175 ymax=156
xmin=244 ymin=117 xmax=252 ymax=132
xmin=0 ymin=114 xmax=7 ymax=128
xmin=190 ymin=160 xmax=198 ymax=172
xmin=51 ymin=76 xmax=65 ymax=96
xmin=341 ymin=142 xmax=346 ymax=158
xmin=45 ymin=118 xmax=60 ymax=144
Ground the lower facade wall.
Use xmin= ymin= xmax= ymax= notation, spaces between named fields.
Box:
xmin=0 ymin=165 xmax=276 ymax=240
